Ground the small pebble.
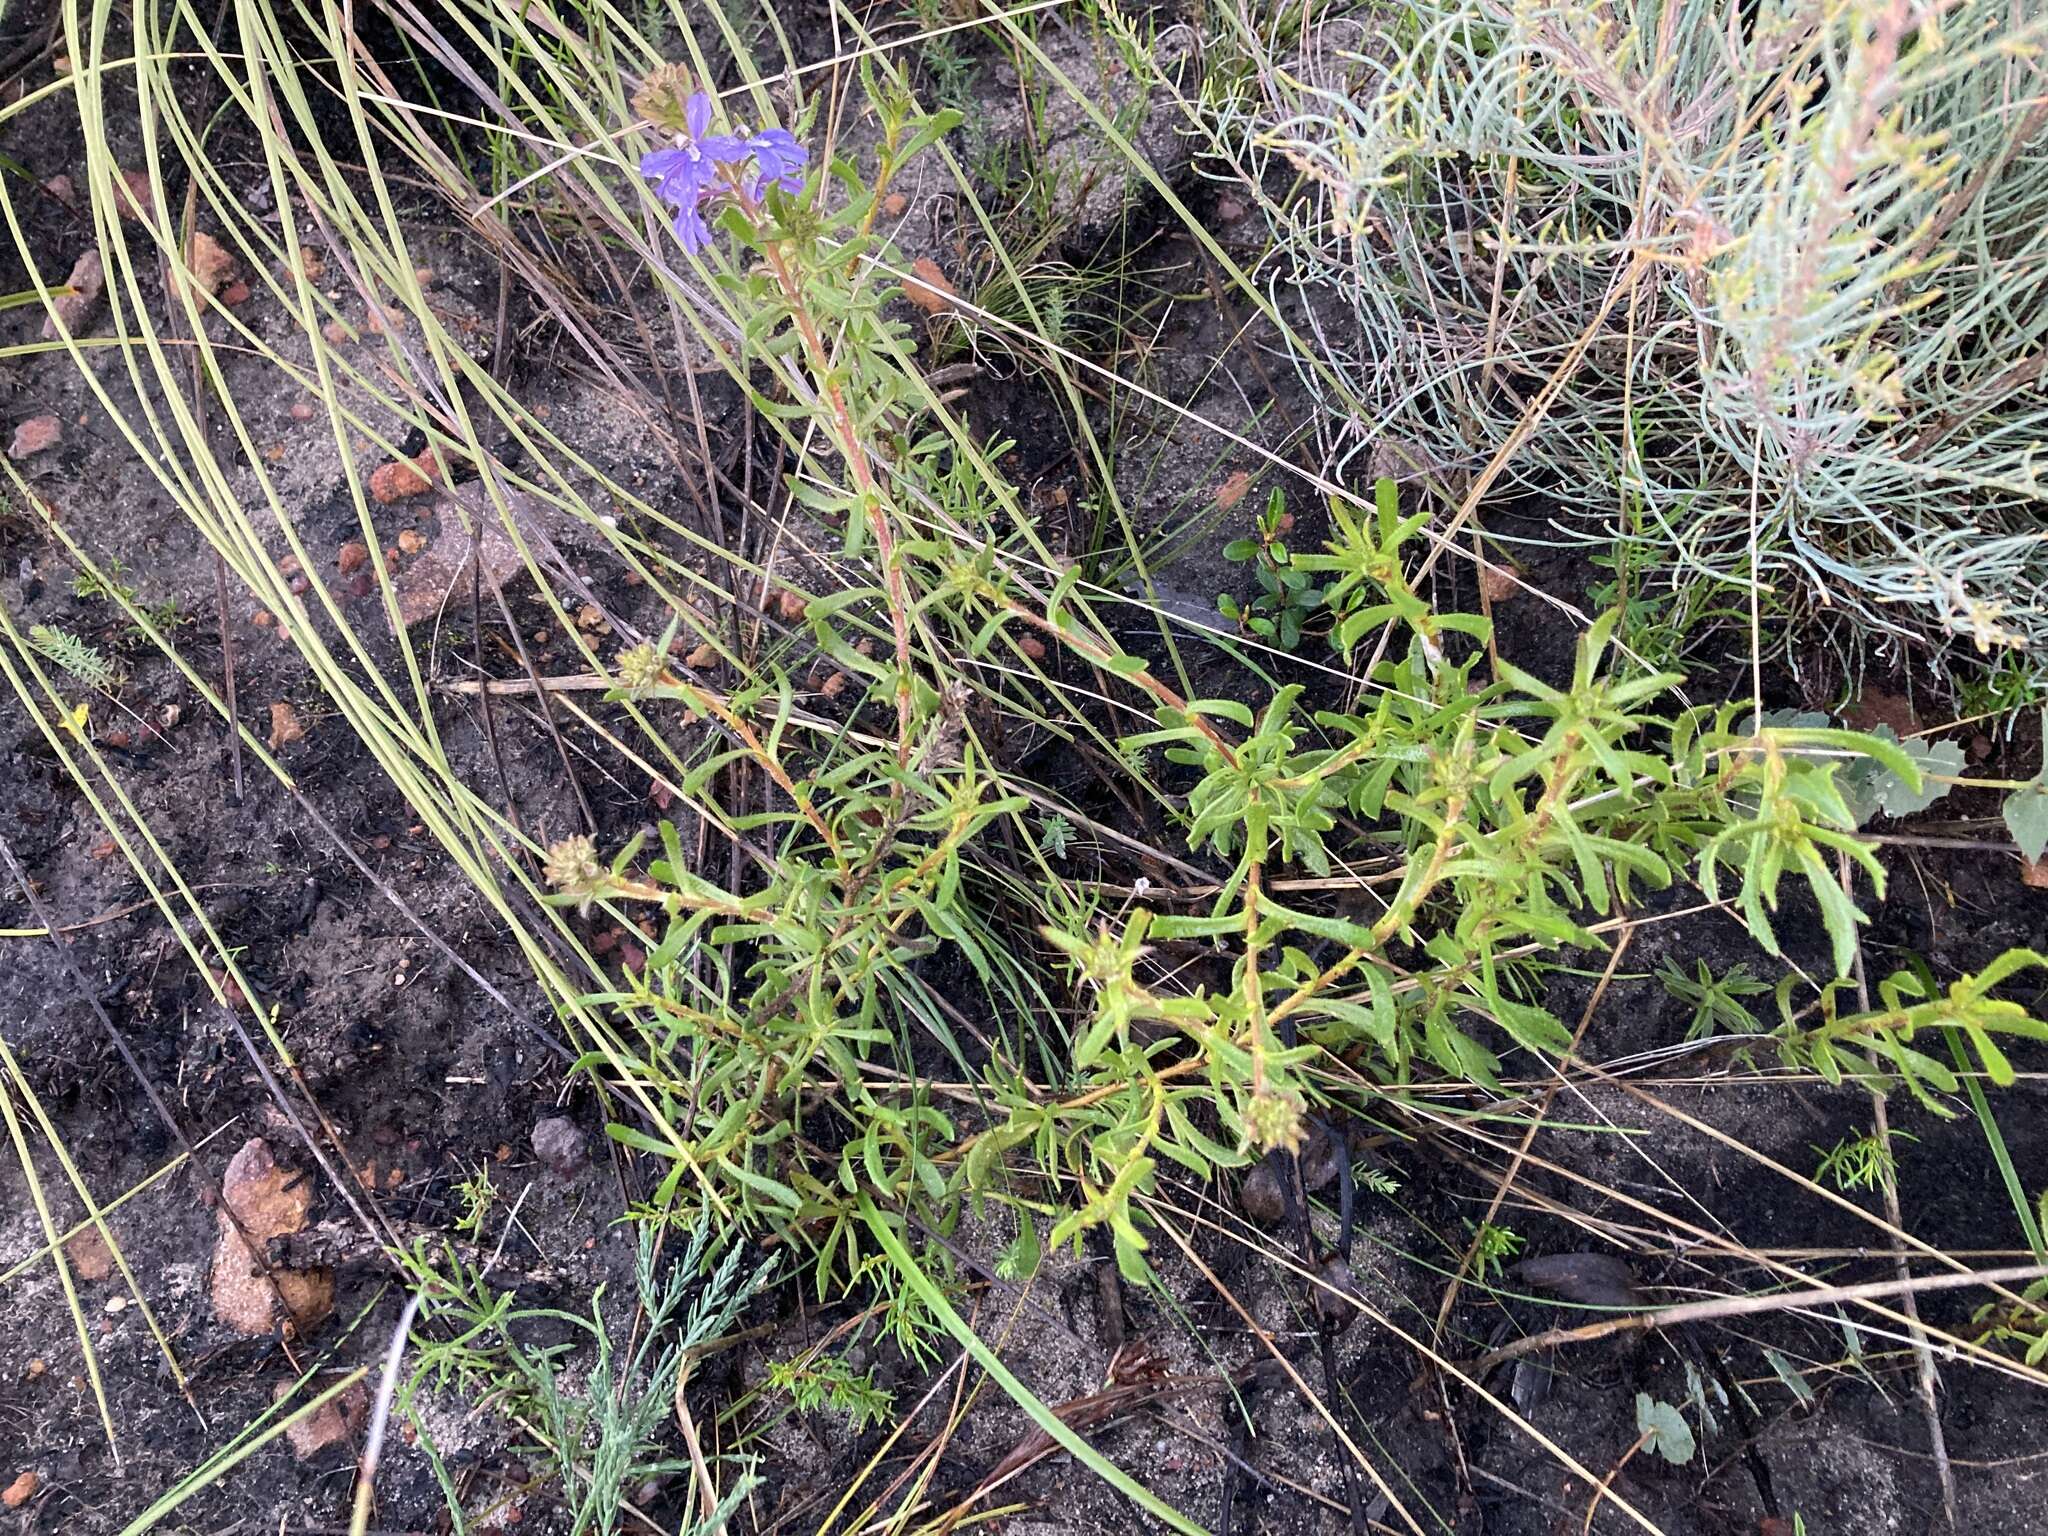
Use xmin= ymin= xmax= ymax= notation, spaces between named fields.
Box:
xmin=40 ymin=250 xmax=104 ymax=340
xmin=289 ymin=401 xmax=314 ymax=422
xmin=1239 ymin=1157 xmax=1286 ymax=1224
xmin=109 ymin=167 xmax=156 ymax=223
xmin=277 ymin=1379 xmax=367 ymax=1459
xmin=368 ymin=448 xmax=439 ymax=504
xmin=531 ymin=1116 xmax=587 ymax=1179
xmin=8 ymin=415 xmax=62 ymax=461
xmin=336 ymin=541 xmax=369 ymax=575
xmin=2 ymin=1471 xmax=38 ymax=1508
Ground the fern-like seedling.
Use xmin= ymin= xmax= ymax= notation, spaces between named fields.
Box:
xmin=27 ymin=624 xmax=122 ymax=692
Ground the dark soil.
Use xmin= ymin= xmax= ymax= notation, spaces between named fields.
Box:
xmin=5 ymin=7 xmax=2048 ymax=1536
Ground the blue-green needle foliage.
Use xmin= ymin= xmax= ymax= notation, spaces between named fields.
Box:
xmin=400 ymin=1224 xmax=771 ymax=1536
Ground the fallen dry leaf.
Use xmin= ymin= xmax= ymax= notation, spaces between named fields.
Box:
xmin=1844 ymin=688 xmax=1919 ymax=738
xmin=209 ymin=1138 xmax=333 ymax=1337
xmin=905 ymin=257 xmax=957 ymax=315
xmin=1214 ymin=470 xmax=1254 ymax=512
xmin=267 ymin=701 xmax=306 ymax=751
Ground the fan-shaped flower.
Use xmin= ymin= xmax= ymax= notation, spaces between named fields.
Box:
xmin=639 ymin=89 xmax=808 ymax=253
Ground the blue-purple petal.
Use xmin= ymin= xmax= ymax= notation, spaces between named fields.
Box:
xmin=640 ymin=146 xmax=692 ymax=182
xmin=698 ymin=133 xmax=750 ymax=166
xmin=684 ymin=91 xmax=713 ymax=141
xmin=671 ymin=199 xmax=713 ymax=253
xmin=748 ymin=129 xmax=807 ymax=187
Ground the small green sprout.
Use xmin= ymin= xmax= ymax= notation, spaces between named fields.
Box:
xmin=453 ymin=1162 xmax=498 ymax=1236
xmin=1812 ymin=1126 xmax=1914 ymax=1194
xmin=1218 ymin=488 xmax=1327 ymax=652
xmin=1657 ymin=957 xmax=1770 ymax=1040
xmin=1467 ymin=1220 xmax=1525 ymax=1279
xmin=765 ymin=1352 xmax=894 ymax=1431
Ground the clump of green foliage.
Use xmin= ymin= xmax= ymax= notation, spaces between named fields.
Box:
xmin=1218 ymin=488 xmax=1327 ymax=651
xmin=766 ymin=1350 xmax=896 ymax=1431
xmin=399 ymin=1225 xmax=769 ymax=1536
xmin=557 ymin=385 xmax=2048 ymax=1283
xmin=1658 ymin=958 xmax=1770 ymax=1041
xmin=31 ymin=2 xmax=2048 ymax=1514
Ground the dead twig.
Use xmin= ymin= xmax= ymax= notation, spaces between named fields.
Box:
xmin=1466 ymin=1261 xmax=2048 ymax=1375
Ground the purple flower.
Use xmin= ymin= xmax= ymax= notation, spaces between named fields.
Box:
xmin=747 ymin=128 xmax=808 ymax=195
xmin=640 ymin=89 xmax=808 ymax=252
xmin=639 ymin=92 xmax=750 ymax=252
